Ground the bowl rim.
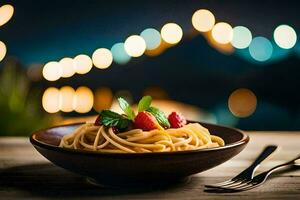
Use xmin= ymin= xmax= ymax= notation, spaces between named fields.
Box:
xmin=30 ymin=121 xmax=249 ymax=157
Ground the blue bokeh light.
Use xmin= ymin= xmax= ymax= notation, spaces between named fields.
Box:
xmin=140 ymin=28 xmax=161 ymax=50
xmin=111 ymin=43 xmax=131 ymax=65
xmin=249 ymin=36 xmax=273 ymax=62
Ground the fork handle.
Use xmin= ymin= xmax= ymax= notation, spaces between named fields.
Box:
xmin=267 ymin=154 xmax=300 ymax=174
xmin=248 ymin=145 xmax=278 ymax=171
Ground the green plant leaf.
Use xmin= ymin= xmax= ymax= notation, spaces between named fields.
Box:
xmin=99 ymin=110 xmax=131 ymax=129
xmin=117 ymin=97 xmax=135 ymax=120
xmin=147 ymin=106 xmax=170 ymax=128
xmin=138 ymin=96 xmax=152 ymax=112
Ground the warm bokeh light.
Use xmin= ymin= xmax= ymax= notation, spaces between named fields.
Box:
xmin=59 ymin=57 xmax=75 ymax=78
xmin=92 ymin=48 xmax=113 ymax=69
xmin=274 ymin=25 xmax=297 ymax=49
xmin=192 ymin=9 xmax=215 ymax=32
xmin=0 ymin=4 xmax=14 ymax=26
xmin=73 ymin=86 xmax=94 ymax=113
xmin=212 ymin=22 xmax=233 ymax=44
xmin=93 ymin=87 xmax=113 ymax=112
xmin=231 ymin=26 xmax=252 ymax=49
xmin=144 ymin=40 xmax=170 ymax=56
xmin=124 ymin=35 xmax=146 ymax=57
xmin=0 ymin=41 xmax=7 ymax=62
xmin=144 ymin=86 xmax=168 ymax=99
xmin=59 ymin=86 xmax=75 ymax=112
xmin=205 ymin=31 xmax=235 ymax=54
xmin=161 ymin=23 xmax=183 ymax=44
xmin=73 ymin=54 xmax=93 ymax=74
xmin=42 ymin=87 xmax=60 ymax=113
xmin=140 ymin=28 xmax=161 ymax=50
xmin=111 ymin=43 xmax=131 ymax=64
xmin=42 ymin=61 xmax=62 ymax=81
xmin=249 ymin=36 xmax=273 ymax=62
xmin=228 ymin=88 xmax=257 ymax=118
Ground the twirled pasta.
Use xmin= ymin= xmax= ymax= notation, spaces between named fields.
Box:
xmin=59 ymin=123 xmax=225 ymax=153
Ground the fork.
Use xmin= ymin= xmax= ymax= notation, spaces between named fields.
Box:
xmin=211 ymin=154 xmax=300 ymax=192
xmin=205 ymin=145 xmax=278 ymax=189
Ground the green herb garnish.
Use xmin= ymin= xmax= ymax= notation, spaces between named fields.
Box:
xmin=99 ymin=110 xmax=131 ymax=129
xmin=147 ymin=106 xmax=170 ymax=128
xmin=118 ymin=97 xmax=135 ymax=120
xmin=138 ymin=95 xmax=152 ymax=112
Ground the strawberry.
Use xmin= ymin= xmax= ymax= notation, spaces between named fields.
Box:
xmin=168 ymin=112 xmax=187 ymax=128
xmin=134 ymin=111 xmax=162 ymax=131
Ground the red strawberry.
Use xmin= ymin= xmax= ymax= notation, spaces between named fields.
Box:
xmin=94 ymin=115 xmax=101 ymax=126
xmin=168 ymin=112 xmax=187 ymax=128
xmin=134 ymin=111 xmax=162 ymax=131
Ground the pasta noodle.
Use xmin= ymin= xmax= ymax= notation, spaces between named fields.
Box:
xmin=59 ymin=123 xmax=225 ymax=153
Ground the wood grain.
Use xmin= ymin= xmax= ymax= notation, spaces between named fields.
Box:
xmin=1 ymin=131 xmax=300 ymax=199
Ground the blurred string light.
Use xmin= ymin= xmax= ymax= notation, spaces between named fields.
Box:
xmin=140 ymin=28 xmax=161 ymax=50
xmin=59 ymin=57 xmax=75 ymax=78
xmin=228 ymin=88 xmax=257 ymax=118
xmin=161 ymin=23 xmax=183 ymax=44
xmin=74 ymin=54 xmax=93 ymax=74
xmin=0 ymin=4 xmax=14 ymax=26
xmin=59 ymin=86 xmax=75 ymax=112
xmin=192 ymin=9 xmax=215 ymax=32
xmin=42 ymin=61 xmax=62 ymax=81
xmin=94 ymin=87 xmax=113 ymax=112
xmin=42 ymin=87 xmax=60 ymax=113
xmin=212 ymin=22 xmax=233 ymax=44
xmin=92 ymin=48 xmax=113 ymax=69
xmin=0 ymin=41 xmax=7 ymax=61
xmin=231 ymin=26 xmax=252 ymax=49
xmin=124 ymin=35 xmax=146 ymax=57
xmin=205 ymin=31 xmax=235 ymax=54
xmin=249 ymin=36 xmax=273 ymax=62
xmin=73 ymin=86 xmax=94 ymax=113
xmin=274 ymin=24 xmax=297 ymax=49
xmin=111 ymin=43 xmax=131 ymax=64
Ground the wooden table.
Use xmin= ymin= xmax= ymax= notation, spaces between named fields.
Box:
xmin=1 ymin=132 xmax=300 ymax=199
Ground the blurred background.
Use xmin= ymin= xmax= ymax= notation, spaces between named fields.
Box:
xmin=0 ymin=0 xmax=299 ymax=136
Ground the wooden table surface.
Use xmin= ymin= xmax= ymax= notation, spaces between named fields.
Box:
xmin=1 ymin=131 xmax=300 ymax=200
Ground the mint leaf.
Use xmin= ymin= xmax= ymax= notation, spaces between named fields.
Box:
xmin=147 ymin=106 xmax=170 ymax=128
xmin=99 ymin=110 xmax=131 ymax=129
xmin=118 ymin=97 xmax=135 ymax=120
xmin=138 ymin=96 xmax=152 ymax=112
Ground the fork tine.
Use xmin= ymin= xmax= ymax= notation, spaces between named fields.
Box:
xmin=214 ymin=180 xmax=252 ymax=190
xmin=205 ymin=180 xmax=237 ymax=188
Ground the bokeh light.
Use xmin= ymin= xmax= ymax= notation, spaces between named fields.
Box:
xmin=92 ymin=48 xmax=113 ymax=69
xmin=0 ymin=41 xmax=7 ymax=62
xmin=231 ymin=26 xmax=252 ymax=49
xmin=274 ymin=25 xmax=297 ymax=49
xmin=228 ymin=88 xmax=257 ymax=118
xmin=73 ymin=86 xmax=94 ymax=113
xmin=205 ymin=32 xmax=235 ymax=54
xmin=124 ymin=35 xmax=146 ymax=57
xmin=111 ymin=43 xmax=131 ymax=65
xmin=59 ymin=86 xmax=75 ymax=112
xmin=161 ymin=23 xmax=183 ymax=44
xmin=42 ymin=61 xmax=62 ymax=81
xmin=0 ymin=4 xmax=14 ymax=26
xmin=249 ymin=36 xmax=273 ymax=62
xmin=42 ymin=87 xmax=60 ymax=113
xmin=94 ymin=87 xmax=113 ymax=112
xmin=192 ymin=9 xmax=215 ymax=32
xmin=144 ymin=86 xmax=168 ymax=99
xmin=59 ymin=57 xmax=75 ymax=78
xmin=140 ymin=28 xmax=161 ymax=50
xmin=73 ymin=54 xmax=93 ymax=74
xmin=212 ymin=22 xmax=233 ymax=44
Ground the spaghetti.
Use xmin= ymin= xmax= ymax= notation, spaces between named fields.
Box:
xmin=59 ymin=122 xmax=225 ymax=153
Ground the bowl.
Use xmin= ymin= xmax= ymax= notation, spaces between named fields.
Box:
xmin=30 ymin=122 xmax=249 ymax=187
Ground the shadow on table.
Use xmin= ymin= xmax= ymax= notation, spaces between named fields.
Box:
xmin=0 ymin=163 xmax=197 ymax=198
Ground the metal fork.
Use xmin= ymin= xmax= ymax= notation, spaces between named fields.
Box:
xmin=205 ymin=145 xmax=278 ymax=189
xmin=211 ymin=154 xmax=300 ymax=192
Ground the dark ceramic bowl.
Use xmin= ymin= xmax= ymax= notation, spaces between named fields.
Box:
xmin=30 ymin=122 xmax=249 ymax=187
